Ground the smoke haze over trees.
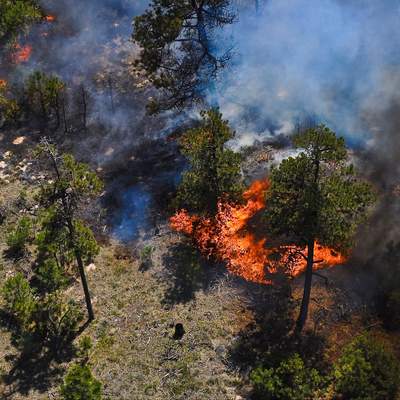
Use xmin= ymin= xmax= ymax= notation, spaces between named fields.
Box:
xmin=1 ymin=0 xmax=400 ymax=399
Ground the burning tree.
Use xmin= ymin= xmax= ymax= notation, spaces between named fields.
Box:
xmin=132 ymin=0 xmax=235 ymax=112
xmin=174 ymin=109 xmax=243 ymax=214
xmin=264 ymin=125 xmax=376 ymax=333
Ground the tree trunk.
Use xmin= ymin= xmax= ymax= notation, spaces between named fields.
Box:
xmin=75 ymin=249 xmax=94 ymax=322
xmin=68 ymin=217 xmax=94 ymax=322
xmin=295 ymin=239 xmax=314 ymax=333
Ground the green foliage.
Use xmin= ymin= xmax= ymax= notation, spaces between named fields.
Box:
xmin=16 ymin=188 xmax=28 ymax=208
xmin=6 ymin=216 xmax=33 ymax=256
xmin=0 ymin=0 xmax=41 ymax=45
xmin=60 ymin=363 xmax=102 ymax=400
xmin=2 ymin=273 xmax=36 ymax=330
xmin=175 ymin=109 xmax=243 ymax=214
xmin=250 ymin=353 xmax=324 ymax=400
xmin=140 ymin=245 xmax=153 ymax=269
xmin=35 ymin=142 xmax=102 ymax=320
xmin=133 ymin=0 xmax=234 ymax=111
xmin=77 ymin=336 xmax=93 ymax=362
xmin=36 ymin=149 xmax=103 ymax=209
xmin=35 ymin=206 xmax=74 ymax=268
xmin=74 ymin=220 xmax=100 ymax=264
xmin=34 ymin=148 xmax=102 ymax=274
xmin=35 ymin=292 xmax=83 ymax=349
xmin=0 ymin=82 xmax=20 ymax=124
xmin=36 ymin=258 xmax=68 ymax=293
xmin=333 ymin=334 xmax=400 ymax=400
xmin=1 ymin=274 xmax=82 ymax=350
xmin=265 ymin=125 xmax=375 ymax=251
xmin=35 ymin=209 xmax=99 ymax=273
xmin=25 ymin=71 xmax=65 ymax=122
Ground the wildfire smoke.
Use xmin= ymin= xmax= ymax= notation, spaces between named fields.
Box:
xmin=170 ymin=179 xmax=345 ymax=284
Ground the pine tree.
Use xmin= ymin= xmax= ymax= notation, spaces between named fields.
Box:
xmin=264 ymin=125 xmax=375 ymax=332
xmin=175 ymin=109 xmax=243 ymax=214
xmin=35 ymin=139 xmax=103 ymax=321
xmin=133 ymin=0 xmax=235 ymax=112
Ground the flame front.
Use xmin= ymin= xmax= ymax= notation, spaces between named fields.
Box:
xmin=170 ymin=179 xmax=346 ymax=284
xmin=12 ymin=44 xmax=32 ymax=64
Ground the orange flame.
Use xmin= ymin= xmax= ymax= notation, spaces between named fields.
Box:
xmin=11 ymin=44 xmax=32 ymax=64
xmin=0 ymin=80 xmax=6 ymax=89
xmin=170 ymin=179 xmax=346 ymax=284
xmin=45 ymin=15 xmax=56 ymax=22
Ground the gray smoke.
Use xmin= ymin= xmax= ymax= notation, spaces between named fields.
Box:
xmin=217 ymin=0 xmax=400 ymax=149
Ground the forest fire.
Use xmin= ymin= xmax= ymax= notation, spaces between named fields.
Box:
xmin=170 ymin=180 xmax=346 ymax=284
xmin=45 ymin=15 xmax=56 ymax=22
xmin=11 ymin=44 xmax=32 ymax=64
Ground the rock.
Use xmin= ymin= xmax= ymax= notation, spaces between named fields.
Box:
xmin=0 ymin=161 xmax=7 ymax=169
xmin=215 ymin=344 xmax=227 ymax=358
xmin=12 ymin=136 xmax=26 ymax=145
xmin=0 ymin=172 xmax=10 ymax=180
xmin=86 ymin=263 xmax=96 ymax=272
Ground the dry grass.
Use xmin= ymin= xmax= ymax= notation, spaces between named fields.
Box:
xmin=84 ymin=238 xmax=250 ymax=400
xmin=0 ymin=151 xmax=399 ymax=399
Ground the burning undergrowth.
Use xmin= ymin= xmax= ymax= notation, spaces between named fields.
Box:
xmin=171 ymin=179 xmax=345 ymax=284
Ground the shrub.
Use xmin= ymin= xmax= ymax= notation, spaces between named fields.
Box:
xmin=36 ymin=258 xmax=68 ymax=293
xmin=6 ymin=216 xmax=32 ymax=256
xmin=333 ymin=334 xmax=400 ymax=400
xmin=35 ymin=292 xmax=83 ymax=350
xmin=77 ymin=336 xmax=93 ymax=362
xmin=2 ymin=273 xmax=36 ymax=330
xmin=140 ymin=245 xmax=153 ymax=269
xmin=250 ymin=353 xmax=324 ymax=400
xmin=60 ymin=363 xmax=102 ymax=400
